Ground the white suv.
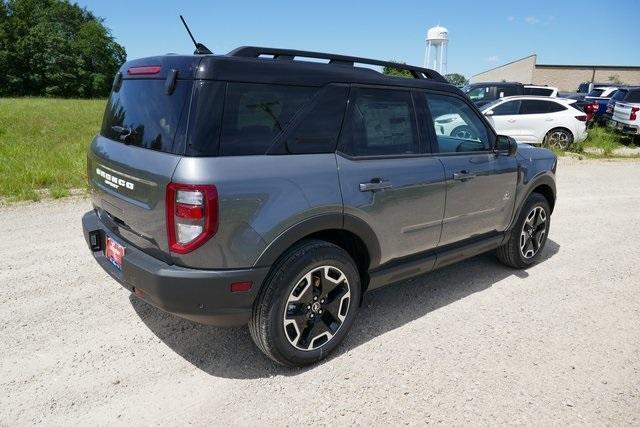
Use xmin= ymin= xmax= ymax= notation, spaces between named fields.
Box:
xmin=481 ymin=96 xmax=587 ymax=149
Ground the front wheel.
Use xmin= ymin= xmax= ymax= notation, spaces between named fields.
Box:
xmin=249 ymin=240 xmax=360 ymax=367
xmin=497 ymin=193 xmax=551 ymax=268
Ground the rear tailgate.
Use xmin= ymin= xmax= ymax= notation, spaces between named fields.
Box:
xmin=613 ymin=102 xmax=639 ymax=125
xmin=88 ymin=56 xmax=198 ymax=263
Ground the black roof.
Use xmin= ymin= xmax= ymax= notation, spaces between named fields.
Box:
xmin=464 ymin=81 xmax=524 ymax=87
xmin=120 ymin=46 xmax=460 ymax=94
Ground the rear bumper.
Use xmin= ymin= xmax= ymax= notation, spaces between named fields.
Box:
xmin=82 ymin=210 xmax=269 ymax=326
xmin=608 ymin=120 xmax=640 ymax=135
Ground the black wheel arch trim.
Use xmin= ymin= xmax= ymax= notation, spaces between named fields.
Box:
xmin=253 ymin=213 xmax=382 ymax=270
xmin=509 ymin=172 xmax=556 ymax=231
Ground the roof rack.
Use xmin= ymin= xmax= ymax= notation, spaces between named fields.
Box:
xmin=227 ymin=46 xmax=448 ymax=83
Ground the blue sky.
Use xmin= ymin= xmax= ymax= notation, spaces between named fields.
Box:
xmin=78 ymin=0 xmax=639 ymax=78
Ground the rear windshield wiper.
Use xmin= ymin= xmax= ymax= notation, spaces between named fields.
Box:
xmin=111 ymin=125 xmax=137 ymax=143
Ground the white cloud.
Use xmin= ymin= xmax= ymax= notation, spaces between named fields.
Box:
xmin=486 ymin=56 xmax=500 ymax=63
xmin=524 ymin=16 xmax=540 ymax=25
xmin=507 ymin=16 xmax=515 ymax=22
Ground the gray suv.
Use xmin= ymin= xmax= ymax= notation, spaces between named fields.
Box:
xmin=82 ymin=46 xmax=557 ymax=367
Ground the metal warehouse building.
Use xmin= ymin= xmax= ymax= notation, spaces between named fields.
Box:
xmin=471 ymin=54 xmax=640 ymax=91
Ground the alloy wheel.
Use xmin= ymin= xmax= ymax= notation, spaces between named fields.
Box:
xmin=546 ymin=130 xmax=570 ymax=150
xmin=520 ymin=206 xmax=547 ymax=259
xmin=283 ymin=265 xmax=351 ymax=351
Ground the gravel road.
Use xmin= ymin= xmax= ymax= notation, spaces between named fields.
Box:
xmin=1 ymin=158 xmax=639 ymax=425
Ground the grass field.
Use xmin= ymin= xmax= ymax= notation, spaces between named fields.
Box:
xmin=0 ymin=98 xmax=105 ymax=201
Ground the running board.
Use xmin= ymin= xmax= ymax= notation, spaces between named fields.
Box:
xmin=367 ymin=233 xmax=505 ymax=291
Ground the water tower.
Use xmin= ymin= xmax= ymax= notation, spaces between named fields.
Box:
xmin=424 ymin=25 xmax=448 ymax=74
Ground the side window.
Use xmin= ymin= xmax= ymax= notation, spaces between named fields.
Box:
xmin=500 ymin=85 xmax=520 ymax=97
xmin=491 ymin=100 xmax=521 ymax=116
xmin=281 ymin=85 xmax=348 ymax=154
xmin=525 ymin=87 xmax=553 ymax=96
xmin=466 ymin=86 xmax=492 ymax=103
xmin=425 ymin=93 xmax=491 ymax=153
xmin=520 ymin=100 xmax=565 ymax=114
xmin=339 ymin=87 xmax=419 ymax=156
xmin=220 ymin=83 xmax=315 ymax=156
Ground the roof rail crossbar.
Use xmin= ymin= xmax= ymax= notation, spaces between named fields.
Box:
xmin=227 ymin=46 xmax=448 ymax=83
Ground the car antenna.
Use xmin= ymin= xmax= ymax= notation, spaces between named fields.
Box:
xmin=179 ymin=15 xmax=212 ymax=55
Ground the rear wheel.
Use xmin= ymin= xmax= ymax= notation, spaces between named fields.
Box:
xmin=497 ymin=193 xmax=551 ymax=268
xmin=249 ymin=240 xmax=360 ymax=367
xmin=544 ymin=128 xmax=573 ymax=150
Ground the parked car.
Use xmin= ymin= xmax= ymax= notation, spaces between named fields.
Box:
xmin=584 ymin=86 xmax=618 ymax=123
xmin=577 ymin=82 xmax=611 ymax=95
xmin=82 ymin=46 xmax=557 ymax=367
xmin=462 ymin=82 xmax=558 ymax=107
xmin=604 ymin=87 xmax=640 ymax=122
xmin=560 ymin=82 xmax=611 ymax=102
xmin=608 ymin=99 xmax=640 ymax=138
xmin=480 ymin=96 xmax=588 ymax=149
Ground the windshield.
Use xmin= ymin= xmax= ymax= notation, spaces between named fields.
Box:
xmin=464 ymin=86 xmax=492 ymax=102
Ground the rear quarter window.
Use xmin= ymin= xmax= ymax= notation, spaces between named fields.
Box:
xmin=101 ymin=79 xmax=190 ymax=153
xmin=219 ymin=83 xmax=315 ymax=156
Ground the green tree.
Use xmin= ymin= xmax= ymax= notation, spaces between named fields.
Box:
xmin=607 ymin=74 xmax=625 ymax=85
xmin=383 ymin=61 xmax=412 ymax=78
xmin=0 ymin=0 xmax=125 ymax=97
xmin=444 ymin=73 xmax=468 ymax=86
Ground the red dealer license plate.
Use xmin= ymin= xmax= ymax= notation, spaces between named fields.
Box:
xmin=105 ymin=236 xmax=125 ymax=271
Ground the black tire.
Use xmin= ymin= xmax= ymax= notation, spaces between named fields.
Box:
xmin=497 ymin=193 xmax=551 ymax=269
xmin=249 ymin=239 xmax=361 ymax=367
xmin=543 ymin=128 xmax=574 ymax=150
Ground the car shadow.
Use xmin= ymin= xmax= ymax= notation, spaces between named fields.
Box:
xmin=130 ymin=239 xmax=560 ymax=379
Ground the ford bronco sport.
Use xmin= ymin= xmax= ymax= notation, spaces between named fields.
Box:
xmin=82 ymin=46 xmax=557 ymax=367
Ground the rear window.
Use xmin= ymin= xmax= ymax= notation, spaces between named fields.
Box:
xmin=587 ymin=88 xmax=604 ymax=97
xmin=525 ymin=87 xmax=553 ymax=96
xmin=219 ymin=83 xmax=315 ymax=156
xmin=101 ymin=79 xmax=190 ymax=153
xmin=626 ymin=89 xmax=640 ymax=103
xmin=611 ymin=90 xmax=627 ymax=101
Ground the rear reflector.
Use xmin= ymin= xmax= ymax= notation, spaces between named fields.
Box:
xmin=127 ymin=66 xmax=161 ymax=75
xmin=575 ymin=115 xmax=587 ymax=122
xmin=230 ymin=281 xmax=253 ymax=293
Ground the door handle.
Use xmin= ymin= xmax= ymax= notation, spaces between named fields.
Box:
xmin=359 ymin=178 xmax=392 ymax=192
xmin=507 ymin=119 xmax=516 ymax=123
xmin=453 ymin=171 xmax=476 ymax=181
xmin=545 ymin=118 xmax=554 ymax=121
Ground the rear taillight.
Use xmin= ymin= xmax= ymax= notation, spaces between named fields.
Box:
xmin=575 ymin=115 xmax=587 ymax=122
xmin=166 ymin=183 xmax=218 ymax=254
xmin=631 ymin=107 xmax=639 ymax=121
xmin=584 ymin=103 xmax=598 ymax=114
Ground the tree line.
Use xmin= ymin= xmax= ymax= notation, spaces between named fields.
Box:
xmin=0 ymin=0 xmax=126 ymax=98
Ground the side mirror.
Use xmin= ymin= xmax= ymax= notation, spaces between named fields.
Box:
xmin=496 ymin=135 xmax=517 ymax=156
xmin=484 ymin=109 xmax=494 ymax=116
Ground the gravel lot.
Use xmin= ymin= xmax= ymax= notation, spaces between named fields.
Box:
xmin=1 ymin=157 xmax=639 ymax=425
